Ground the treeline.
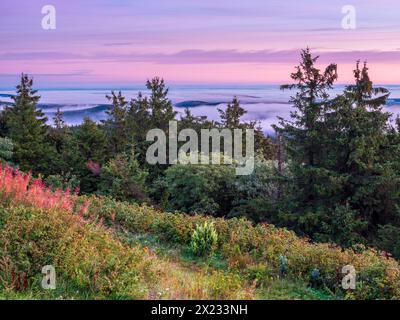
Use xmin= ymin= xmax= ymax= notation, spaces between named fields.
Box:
xmin=1 ymin=49 xmax=400 ymax=259
xmin=0 ymin=75 xmax=275 ymax=210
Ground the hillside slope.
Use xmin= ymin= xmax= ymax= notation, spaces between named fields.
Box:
xmin=0 ymin=165 xmax=399 ymax=300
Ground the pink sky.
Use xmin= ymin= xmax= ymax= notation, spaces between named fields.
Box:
xmin=1 ymin=0 xmax=399 ymax=87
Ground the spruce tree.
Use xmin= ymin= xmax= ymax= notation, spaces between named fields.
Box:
xmin=68 ymin=117 xmax=107 ymax=193
xmin=273 ymin=48 xmax=338 ymax=237
xmin=344 ymin=61 xmax=389 ymax=108
xmin=73 ymin=117 xmax=107 ymax=164
xmin=50 ymin=108 xmax=70 ymax=152
xmin=179 ymin=107 xmax=212 ymax=131
xmin=4 ymin=74 xmax=54 ymax=174
xmin=104 ymin=91 xmax=128 ymax=155
xmin=143 ymin=78 xmax=177 ymax=181
xmin=218 ymin=96 xmax=247 ymax=129
xmin=49 ymin=108 xmax=74 ymax=174
xmin=274 ymin=51 xmax=399 ymax=247
xmin=326 ymin=62 xmax=395 ymax=242
xmin=218 ymin=97 xmax=275 ymax=159
xmin=127 ymin=93 xmax=151 ymax=138
xmin=125 ymin=92 xmax=152 ymax=165
xmin=146 ymin=77 xmax=177 ymax=130
xmin=53 ymin=107 xmax=65 ymax=130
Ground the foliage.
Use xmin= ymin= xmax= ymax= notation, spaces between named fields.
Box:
xmin=87 ymin=196 xmax=400 ymax=300
xmin=48 ymin=108 xmax=72 ymax=173
xmin=104 ymin=91 xmax=129 ymax=155
xmin=69 ymin=117 xmax=107 ymax=193
xmin=0 ymin=160 xmax=399 ymax=300
xmin=161 ymin=156 xmax=280 ymax=220
xmin=0 ymin=204 xmax=155 ymax=299
xmin=0 ymin=137 xmax=13 ymax=164
xmin=376 ymin=224 xmax=400 ymax=259
xmin=162 ymin=160 xmax=236 ymax=216
xmin=228 ymin=157 xmax=280 ymax=222
xmin=44 ymin=173 xmax=80 ymax=192
xmin=273 ymin=49 xmax=399 ymax=250
xmin=3 ymin=74 xmax=56 ymax=175
xmin=2 ymin=52 xmax=400 ymax=299
xmin=218 ymin=96 xmax=248 ymax=129
xmin=0 ymin=164 xmax=84 ymax=214
xmin=98 ymin=150 xmax=148 ymax=203
xmin=0 ymin=75 xmax=276 ymax=223
xmin=146 ymin=77 xmax=177 ymax=131
xmin=218 ymin=97 xmax=275 ymax=159
xmin=0 ymin=171 xmax=253 ymax=300
xmin=190 ymin=221 xmax=218 ymax=256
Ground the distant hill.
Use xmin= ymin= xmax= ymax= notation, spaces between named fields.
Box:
xmin=175 ymin=100 xmax=226 ymax=108
xmin=0 ymin=94 xmax=14 ymax=98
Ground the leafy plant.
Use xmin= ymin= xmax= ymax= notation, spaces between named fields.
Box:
xmin=0 ymin=164 xmax=84 ymax=214
xmin=190 ymin=222 xmax=218 ymax=257
xmin=163 ymin=160 xmax=236 ymax=216
xmin=89 ymin=196 xmax=400 ymax=299
xmin=98 ymin=149 xmax=148 ymax=203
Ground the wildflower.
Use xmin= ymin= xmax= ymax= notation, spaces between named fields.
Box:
xmin=0 ymin=164 xmax=89 ymax=216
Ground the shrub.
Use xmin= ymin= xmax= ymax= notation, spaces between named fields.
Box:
xmin=0 ymin=201 xmax=253 ymax=300
xmin=162 ymin=162 xmax=236 ymax=216
xmin=376 ymin=224 xmax=400 ymax=259
xmin=98 ymin=150 xmax=148 ymax=203
xmin=190 ymin=222 xmax=218 ymax=256
xmin=86 ymin=197 xmax=400 ymax=299
xmin=44 ymin=173 xmax=80 ymax=192
xmin=0 ymin=206 xmax=155 ymax=298
xmin=228 ymin=158 xmax=280 ymax=222
xmin=4 ymin=165 xmax=395 ymax=300
xmin=0 ymin=164 xmax=84 ymax=214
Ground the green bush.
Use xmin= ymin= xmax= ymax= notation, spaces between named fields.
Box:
xmin=44 ymin=173 xmax=80 ymax=192
xmin=87 ymin=196 xmax=400 ymax=299
xmin=98 ymin=150 xmax=148 ymax=203
xmin=190 ymin=222 xmax=218 ymax=256
xmin=0 ymin=205 xmax=158 ymax=298
xmin=162 ymin=161 xmax=236 ymax=216
xmin=376 ymin=224 xmax=400 ymax=259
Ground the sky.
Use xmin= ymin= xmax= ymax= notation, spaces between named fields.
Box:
xmin=0 ymin=0 xmax=399 ymax=88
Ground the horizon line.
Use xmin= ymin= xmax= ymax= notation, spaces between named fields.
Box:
xmin=1 ymin=83 xmax=400 ymax=91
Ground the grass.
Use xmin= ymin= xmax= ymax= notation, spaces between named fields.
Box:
xmin=0 ymin=205 xmax=331 ymax=300
xmin=87 ymin=196 xmax=400 ymax=300
xmin=0 ymin=164 xmax=399 ymax=300
xmin=115 ymin=229 xmax=336 ymax=300
xmin=256 ymin=279 xmax=336 ymax=300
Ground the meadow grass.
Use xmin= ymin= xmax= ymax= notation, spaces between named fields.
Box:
xmin=0 ymin=164 xmax=399 ymax=300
